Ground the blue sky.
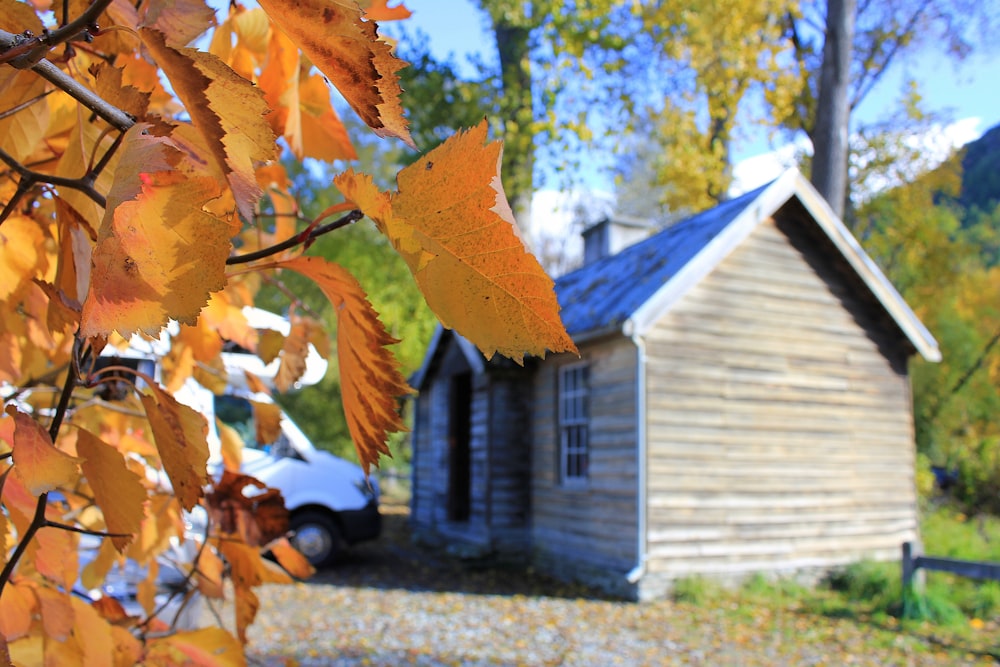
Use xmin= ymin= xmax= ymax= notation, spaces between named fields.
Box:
xmin=384 ymin=0 xmax=1000 ymax=196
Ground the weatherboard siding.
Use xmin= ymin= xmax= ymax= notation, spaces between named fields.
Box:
xmin=530 ymin=336 xmax=639 ymax=594
xmin=639 ymin=214 xmax=917 ymax=596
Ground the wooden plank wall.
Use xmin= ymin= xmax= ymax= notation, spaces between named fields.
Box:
xmin=639 ymin=213 xmax=917 ymax=597
xmin=531 ymin=336 xmax=640 ymax=591
xmin=411 ymin=337 xmax=533 ymax=553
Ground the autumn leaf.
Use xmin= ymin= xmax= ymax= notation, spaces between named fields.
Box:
xmin=250 ymin=399 xmax=282 ymax=446
xmin=279 ymin=256 xmax=411 ymax=472
xmin=217 ymin=418 xmax=244 ymax=472
xmin=139 ymin=0 xmax=217 ymax=47
xmin=360 ymin=0 xmax=412 ymax=21
xmin=0 ymin=214 xmax=48 ymax=303
xmin=0 ymin=580 xmax=36 ymax=641
xmin=69 ymin=596 xmax=115 ymax=667
xmin=140 ymin=27 xmax=276 ymax=222
xmin=270 ymin=537 xmax=315 ymax=579
xmin=80 ymin=125 xmax=231 ymax=339
xmin=256 ymin=0 xmax=413 ymax=147
xmin=147 ymin=626 xmax=246 ymax=666
xmin=35 ymin=525 xmax=78 ymax=590
xmin=336 ymin=121 xmax=578 ymax=363
xmin=7 ymin=406 xmax=81 ymax=495
xmin=34 ymin=586 xmax=74 ymax=642
xmin=77 ymin=429 xmax=147 ymax=551
xmin=207 ymin=471 xmax=289 ymax=547
xmin=139 ymin=385 xmax=210 ymax=511
xmin=273 ymin=315 xmax=312 ymax=393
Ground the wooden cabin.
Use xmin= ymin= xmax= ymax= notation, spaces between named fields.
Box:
xmin=408 ymin=169 xmax=940 ymax=600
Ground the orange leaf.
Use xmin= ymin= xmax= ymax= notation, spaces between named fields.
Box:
xmin=337 ymin=121 xmax=578 ymax=363
xmin=77 ymin=429 xmax=147 ymax=551
xmin=359 ymin=0 xmax=412 ymax=20
xmin=139 ymin=0 xmax=217 ymax=47
xmin=270 ymin=537 xmax=315 ymax=579
xmin=0 ymin=214 xmax=47 ymax=303
xmin=273 ymin=316 xmax=312 ymax=393
xmin=250 ymin=399 xmax=282 ymax=446
xmin=111 ymin=626 xmax=143 ymax=667
xmin=7 ymin=406 xmax=81 ymax=495
xmin=147 ymin=627 xmax=245 ymax=666
xmin=217 ymin=542 xmax=263 ymax=642
xmin=69 ymin=596 xmax=114 ymax=667
xmin=34 ymin=586 xmax=74 ymax=642
xmin=139 ymin=386 xmax=210 ymax=511
xmin=35 ymin=525 xmax=78 ymax=590
xmin=257 ymin=0 xmax=413 ymax=147
xmin=140 ymin=27 xmax=277 ymax=222
xmin=0 ymin=580 xmax=36 ymax=641
xmin=216 ymin=418 xmax=244 ymax=473
xmin=279 ymin=256 xmax=410 ymax=472
xmin=80 ymin=125 xmax=231 ymax=339
xmin=195 ymin=547 xmax=225 ymax=599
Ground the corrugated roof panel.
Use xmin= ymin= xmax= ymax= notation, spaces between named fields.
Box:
xmin=555 ymin=182 xmax=771 ymax=337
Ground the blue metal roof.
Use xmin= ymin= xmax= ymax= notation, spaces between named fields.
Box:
xmin=555 ymin=181 xmax=772 ymax=337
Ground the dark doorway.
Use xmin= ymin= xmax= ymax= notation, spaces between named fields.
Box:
xmin=447 ymin=373 xmax=472 ymax=522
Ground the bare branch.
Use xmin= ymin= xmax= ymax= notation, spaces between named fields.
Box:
xmin=226 ymin=210 xmax=364 ymax=265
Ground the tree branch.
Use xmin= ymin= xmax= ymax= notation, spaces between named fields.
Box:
xmin=0 ymin=0 xmax=114 ymax=68
xmin=226 ymin=210 xmax=364 ymax=265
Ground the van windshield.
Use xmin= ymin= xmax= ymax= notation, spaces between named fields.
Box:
xmin=214 ymin=394 xmax=273 ymax=452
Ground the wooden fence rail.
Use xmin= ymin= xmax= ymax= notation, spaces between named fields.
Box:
xmin=902 ymin=541 xmax=1000 ymax=591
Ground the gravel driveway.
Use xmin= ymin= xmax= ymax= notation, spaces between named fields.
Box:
xmin=230 ymin=504 xmax=994 ymax=667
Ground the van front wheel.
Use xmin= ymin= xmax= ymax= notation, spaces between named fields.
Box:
xmin=290 ymin=511 xmax=342 ymax=568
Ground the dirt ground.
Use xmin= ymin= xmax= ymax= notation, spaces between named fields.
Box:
xmin=233 ymin=502 xmax=997 ymax=666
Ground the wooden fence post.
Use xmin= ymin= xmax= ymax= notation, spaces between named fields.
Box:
xmin=902 ymin=540 xmax=925 ymax=593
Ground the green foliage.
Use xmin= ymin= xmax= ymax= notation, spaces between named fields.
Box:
xmin=671 ymin=575 xmax=725 ymax=604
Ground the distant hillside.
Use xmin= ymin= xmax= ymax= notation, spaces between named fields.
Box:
xmin=959 ymin=122 xmax=1000 ymax=214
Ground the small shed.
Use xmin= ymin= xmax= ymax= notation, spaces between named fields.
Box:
xmin=409 ymin=169 xmax=940 ymax=599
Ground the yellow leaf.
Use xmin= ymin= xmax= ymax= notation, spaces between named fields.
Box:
xmin=217 ymin=418 xmax=244 ymax=473
xmin=139 ymin=0 xmax=217 ymax=48
xmin=337 ymin=121 xmax=578 ymax=363
xmin=7 ymin=406 xmax=81 ymax=495
xmin=141 ymin=27 xmax=277 ymax=222
xmin=80 ymin=539 xmax=118 ymax=591
xmin=0 ymin=580 xmax=36 ymax=640
xmin=0 ymin=214 xmax=48 ymax=303
xmin=77 ymin=429 xmax=147 ymax=551
xmin=270 ymin=537 xmax=315 ymax=580
xmin=273 ymin=316 xmax=312 ymax=393
xmin=35 ymin=525 xmax=79 ymax=590
xmin=80 ymin=125 xmax=230 ymax=339
xmin=0 ymin=69 xmax=49 ymax=163
xmin=257 ymin=0 xmax=413 ymax=147
xmin=34 ymin=586 xmax=74 ymax=642
xmin=250 ymin=399 xmax=282 ymax=446
xmin=279 ymin=256 xmax=410 ymax=472
xmin=70 ymin=596 xmax=114 ymax=667
xmin=147 ymin=627 xmax=246 ymax=666
xmin=195 ymin=547 xmax=225 ymax=599
xmin=139 ymin=386 xmax=210 ymax=511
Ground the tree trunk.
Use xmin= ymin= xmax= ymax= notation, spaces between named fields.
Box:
xmin=810 ymin=0 xmax=856 ymax=219
xmin=494 ymin=21 xmax=535 ymax=238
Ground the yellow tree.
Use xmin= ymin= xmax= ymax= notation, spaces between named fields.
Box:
xmin=0 ymin=0 xmax=575 ymax=662
xmin=614 ymin=0 xmax=800 ymax=215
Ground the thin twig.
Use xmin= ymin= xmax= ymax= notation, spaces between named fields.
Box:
xmin=226 ymin=209 xmax=364 ymax=265
xmin=43 ymin=520 xmax=132 ymax=539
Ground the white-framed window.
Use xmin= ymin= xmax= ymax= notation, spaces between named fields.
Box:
xmin=559 ymin=362 xmax=590 ymax=484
